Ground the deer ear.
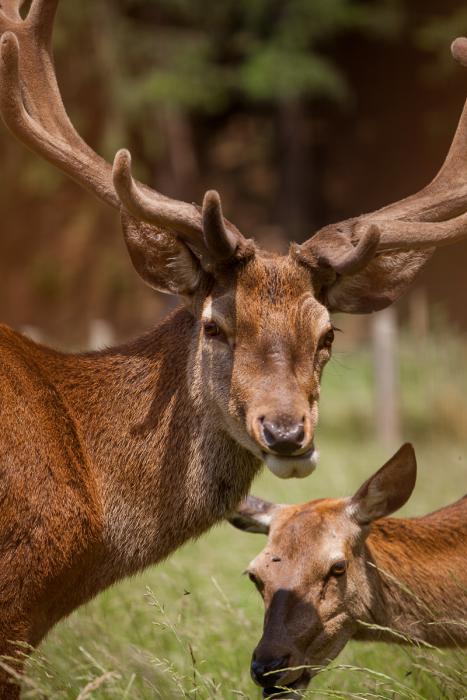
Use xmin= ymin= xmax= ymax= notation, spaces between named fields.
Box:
xmin=325 ymin=250 xmax=432 ymax=313
xmin=121 ymin=212 xmax=203 ymax=297
xmin=227 ymin=496 xmax=281 ymax=534
xmin=350 ymin=444 xmax=417 ymax=524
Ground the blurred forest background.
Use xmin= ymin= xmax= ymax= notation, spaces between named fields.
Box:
xmin=1 ymin=0 xmax=467 ymax=346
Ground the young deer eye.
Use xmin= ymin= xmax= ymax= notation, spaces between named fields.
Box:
xmin=330 ymin=560 xmax=347 ymax=577
xmin=203 ymin=321 xmax=222 ymax=338
xmin=248 ymin=572 xmax=264 ymax=592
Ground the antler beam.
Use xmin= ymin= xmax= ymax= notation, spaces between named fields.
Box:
xmin=301 ymin=37 xmax=467 ymax=269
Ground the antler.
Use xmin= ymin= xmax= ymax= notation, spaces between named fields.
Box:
xmin=299 ymin=37 xmax=467 ymax=271
xmin=0 ymin=0 xmax=249 ymax=267
xmin=112 ymin=150 xmax=250 ymax=266
xmin=0 ymin=1 xmax=118 ymax=206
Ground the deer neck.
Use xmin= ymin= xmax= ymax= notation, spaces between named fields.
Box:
xmin=356 ymin=498 xmax=467 ymax=648
xmin=49 ymin=308 xmax=261 ymax=577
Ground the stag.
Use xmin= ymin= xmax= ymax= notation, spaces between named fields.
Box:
xmin=0 ymin=1 xmax=466 ymax=696
xmin=230 ymin=445 xmax=467 ymax=698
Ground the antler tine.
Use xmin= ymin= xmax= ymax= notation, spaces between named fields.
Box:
xmin=0 ymin=31 xmax=117 ymax=206
xmin=353 ymin=38 xmax=467 ymax=252
xmin=202 ymin=190 xmax=239 ymax=262
xmin=0 ymin=1 xmax=23 ymax=21
xmin=452 ymin=37 xmax=467 ymax=70
xmin=299 ymin=224 xmax=381 ymax=274
xmin=0 ymin=1 xmax=119 ymax=207
xmin=301 ymin=36 xmax=467 ymax=269
xmin=0 ymin=30 xmax=58 ymax=147
xmin=27 ymin=0 xmax=61 ymax=46
xmin=367 ymin=36 xmax=467 ymax=224
xmin=113 ymin=149 xmax=205 ymax=245
xmin=440 ymin=38 xmax=467 ymax=180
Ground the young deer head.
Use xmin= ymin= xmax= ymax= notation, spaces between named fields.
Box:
xmin=1 ymin=3 xmax=467 ymax=477
xmin=229 ymin=445 xmax=419 ymax=696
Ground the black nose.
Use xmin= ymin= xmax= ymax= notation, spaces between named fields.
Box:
xmin=251 ymin=656 xmax=289 ymax=686
xmin=261 ymin=418 xmax=305 ymax=455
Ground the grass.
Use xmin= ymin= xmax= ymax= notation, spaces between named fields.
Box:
xmin=16 ymin=330 xmax=467 ymax=698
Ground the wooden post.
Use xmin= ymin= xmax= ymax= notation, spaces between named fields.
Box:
xmin=371 ymin=307 xmax=401 ymax=448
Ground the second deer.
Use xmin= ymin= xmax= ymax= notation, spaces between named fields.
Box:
xmin=230 ymin=445 xmax=467 ymax=698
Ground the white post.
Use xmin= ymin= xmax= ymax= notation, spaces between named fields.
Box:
xmin=20 ymin=325 xmax=44 ymax=343
xmin=371 ymin=307 xmax=401 ymax=448
xmin=89 ymin=319 xmax=115 ymax=351
xmin=409 ymin=287 xmax=429 ymax=339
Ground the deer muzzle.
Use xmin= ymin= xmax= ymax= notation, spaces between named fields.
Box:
xmin=264 ymin=447 xmax=318 ymax=479
xmin=252 ymin=414 xmax=317 ymax=478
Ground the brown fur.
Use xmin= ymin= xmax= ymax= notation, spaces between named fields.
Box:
xmin=231 ymin=447 xmax=467 ymax=695
xmin=0 ymin=253 xmax=334 ymax=698
xmin=363 ymin=497 xmax=467 ymax=646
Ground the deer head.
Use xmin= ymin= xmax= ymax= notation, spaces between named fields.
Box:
xmin=229 ymin=444 xmax=417 ymax=697
xmin=1 ymin=2 xmax=466 ymax=477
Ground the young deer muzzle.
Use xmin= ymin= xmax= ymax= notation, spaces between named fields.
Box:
xmin=230 ymin=445 xmax=467 ymax=698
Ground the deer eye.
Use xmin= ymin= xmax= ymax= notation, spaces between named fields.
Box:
xmin=203 ymin=321 xmax=222 ymax=338
xmin=320 ymin=328 xmax=335 ymax=349
xmin=330 ymin=560 xmax=347 ymax=577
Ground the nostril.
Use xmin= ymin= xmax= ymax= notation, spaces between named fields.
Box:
xmin=268 ymin=655 xmax=289 ymax=671
xmin=251 ymin=659 xmax=265 ymax=682
xmin=251 ymin=656 xmax=289 ymax=685
xmin=262 ymin=422 xmax=277 ymax=448
xmin=260 ymin=418 xmax=305 ymax=455
xmin=293 ymin=423 xmax=305 ymax=445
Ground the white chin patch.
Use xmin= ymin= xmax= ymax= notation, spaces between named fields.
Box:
xmin=264 ymin=449 xmax=319 ymax=479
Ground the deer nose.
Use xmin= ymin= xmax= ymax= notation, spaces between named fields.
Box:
xmin=260 ymin=417 xmax=305 ymax=455
xmin=251 ymin=655 xmax=289 ymax=686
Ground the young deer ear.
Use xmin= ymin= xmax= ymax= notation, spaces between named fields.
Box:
xmin=121 ymin=211 xmax=203 ymax=297
xmin=350 ymin=443 xmax=417 ymax=524
xmin=227 ymin=495 xmax=281 ymax=534
xmin=326 ymin=250 xmax=432 ymax=313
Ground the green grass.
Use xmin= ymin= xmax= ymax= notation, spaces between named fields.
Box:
xmin=18 ymin=332 xmax=467 ymax=698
